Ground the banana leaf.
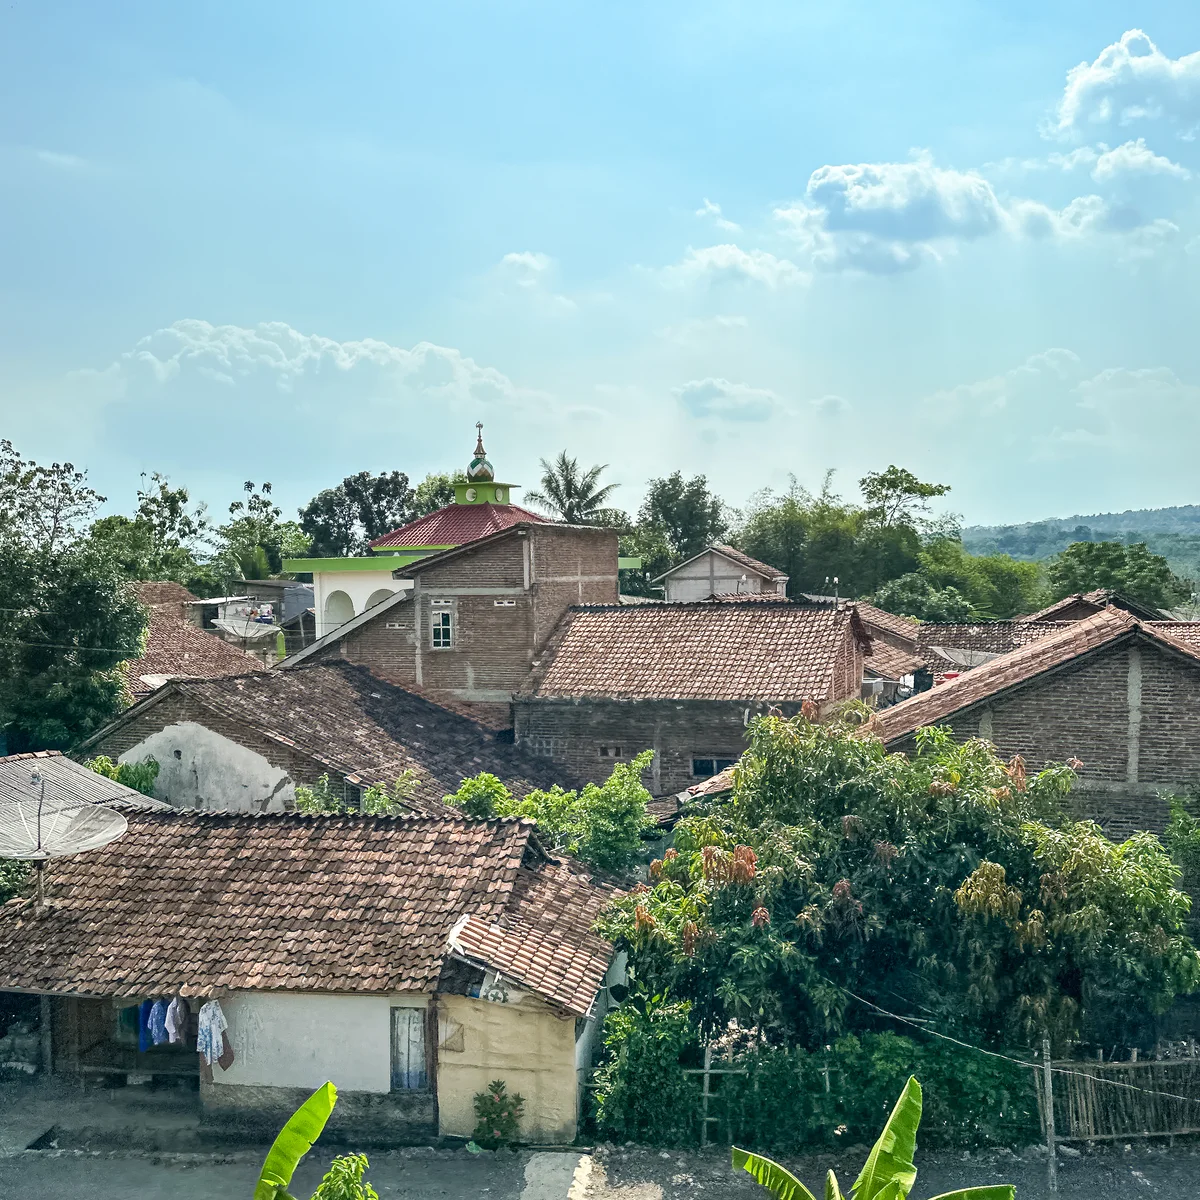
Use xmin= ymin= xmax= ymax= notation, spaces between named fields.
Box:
xmin=927 ymin=1190 xmax=1016 ymax=1200
xmin=850 ymin=1075 xmax=921 ymax=1200
xmin=253 ymin=1081 xmax=338 ymax=1200
xmin=825 ymin=1170 xmax=844 ymax=1200
xmin=732 ymin=1147 xmax=818 ymax=1200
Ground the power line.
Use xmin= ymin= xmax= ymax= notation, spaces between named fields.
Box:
xmin=836 ymin=980 xmax=1200 ymax=1110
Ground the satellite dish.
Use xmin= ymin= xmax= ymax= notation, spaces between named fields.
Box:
xmin=0 ymin=768 xmax=127 ymax=909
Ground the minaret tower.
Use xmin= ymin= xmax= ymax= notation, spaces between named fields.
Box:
xmin=454 ymin=423 xmax=516 ymax=506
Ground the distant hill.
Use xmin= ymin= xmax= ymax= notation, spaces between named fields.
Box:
xmin=963 ymin=505 xmax=1200 ymax=583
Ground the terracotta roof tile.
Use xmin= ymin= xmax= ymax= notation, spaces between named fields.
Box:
xmin=521 ymin=602 xmax=867 ymax=702
xmin=0 ymin=810 xmax=614 ymax=1004
xmin=864 ymin=639 xmax=926 ymax=680
xmin=915 ymin=620 xmax=1070 ymax=671
xmin=875 ymin=609 xmax=1200 ymax=745
xmin=136 ymin=581 xmax=200 ymax=610
xmin=88 ymin=661 xmax=581 ymax=815
xmin=850 ymin=602 xmax=921 ymax=642
xmin=369 ymin=503 xmax=549 ymax=549
xmin=706 ymin=545 xmax=788 ymax=583
xmin=123 ymin=608 xmax=266 ymax=699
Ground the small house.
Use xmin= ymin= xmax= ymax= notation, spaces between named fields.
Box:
xmin=654 ymin=544 xmax=788 ymax=602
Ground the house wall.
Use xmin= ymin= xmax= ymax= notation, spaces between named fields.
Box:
xmin=514 ymin=697 xmax=796 ymax=794
xmin=313 ymin=569 xmax=413 ymax=638
xmin=313 ymin=527 xmax=620 ymax=727
xmin=890 ymin=639 xmax=1200 ymax=838
xmin=84 ymin=693 xmax=354 ymax=812
xmin=663 ymin=552 xmax=782 ymax=602
xmin=437 ymin=992 xmax=579 ymax=1144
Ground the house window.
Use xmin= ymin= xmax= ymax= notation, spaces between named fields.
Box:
xmin=391 ymin=1007 xmax=427 ymax=1090
xmin=598 ymin=745 xmax=624 ymax=759
xmin=692 ymin=756 xmax=737 ymax=778
xmin=431 ymin=610 xmax=453 ymax=649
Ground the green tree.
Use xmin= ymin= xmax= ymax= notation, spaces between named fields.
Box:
xmin=637 ymin=472 xmax=729 ymax=561
xmin=1043 ymin=540 xmax=1190 ymax=611
xmin=213 ymin=481 xmax=310 ymax=579
xmin=411 ymin=471 xmax=467 ymax=517
xmin=525 ymin=451 xmax=619 ymax=524
xmin=917 ymin=539 xmax=1041 ymax=619
xmin=0 ymin=439 xmax=104 ymax=554
xmin=299 ymin=471 xmax=416 ymax=557
xmin=0 ymin=539 xmax=147 ymax=751
xmin=84 ymin=754 xmax=160 ymax=797
xmin=596 ymin=715 xmax=1199 ymax=1052
xmin=294 ymin=773 xmax=418 ymax=815
xmin=445 ymin=753 xmax=656 ymax=873
xmin=859 ymin=465 xmax=951 ymax=529
xmin=872 ymin=573 xmax=974 ymax=622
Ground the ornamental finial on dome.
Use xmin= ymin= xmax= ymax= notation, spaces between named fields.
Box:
xmin=467 ymin=421 xmax=495 ymax=482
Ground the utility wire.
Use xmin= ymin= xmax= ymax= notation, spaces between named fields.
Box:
xmin=837 ymin=980 xmax=1200 ymax=1110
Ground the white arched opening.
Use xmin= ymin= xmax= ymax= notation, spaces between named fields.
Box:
xmin=324 ymin=590 xmax=355 ymax=632
xmin=366 ymin=588 xmax=395 ymax=610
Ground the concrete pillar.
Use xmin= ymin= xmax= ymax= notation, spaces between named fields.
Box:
xmin=1127 ymin=645 xmax=1143 ymax=785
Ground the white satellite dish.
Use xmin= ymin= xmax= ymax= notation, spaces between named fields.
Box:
xmin=0 ymin=767 xmax=127 ymax=908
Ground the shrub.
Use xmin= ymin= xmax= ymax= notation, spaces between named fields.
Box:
xmin=472 ymin=1079 xmax=525 ymax=1149
xmin=295 ymin=772 xmax=417 ymax=815
xmin=85 ymin=754 xmax=160 ymax=796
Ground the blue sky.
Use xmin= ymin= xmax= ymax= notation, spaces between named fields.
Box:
xmin=3 ymin=2 xmax=1199 ymax=528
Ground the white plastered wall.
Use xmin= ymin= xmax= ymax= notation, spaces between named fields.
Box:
xmin=313 ymin=569 xmax=414 ymax=637
xmin=437 ymin=992 xmax=578 ymax=1144
xmin=662 ymin=551 xmax=780 ymax=602
xmin=120 ymin=721 xmax=294 ymax=813
xmin=214 ymin=992 xmax=426 ymax=1094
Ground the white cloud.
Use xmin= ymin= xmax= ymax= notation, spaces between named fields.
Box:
xmin=501 ymin=251 xmax=553 ymax=280
xmin=1009 ymin=194 xmax=1180 ymax=257
xmin=656 ymin=315 xmax=748 ymax=344
xmin=675 ymin=377 xmax=778 ymax=421
xmin=664 ymin=244 xmax=806 ymax=288
xmin=695 ymin=198 xmax=741 ymax=232
xmin=1091 ymin=138 xmax=1190 ymax=180
xmin=1052 ymin=29 xmax=1200 ymax=137
xmin=74 ymin=319 xmax=549 ymax=414
xmin=496 ymin=251 xmax=576 ymax=310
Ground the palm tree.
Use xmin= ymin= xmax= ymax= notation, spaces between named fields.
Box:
xmin=525 ymin=451 xmax=619 ymax=524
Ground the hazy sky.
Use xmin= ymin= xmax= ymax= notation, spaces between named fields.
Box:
xmin=3 ymin=3 xmax=1199 ymax=527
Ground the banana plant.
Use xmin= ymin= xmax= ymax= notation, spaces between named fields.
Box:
xmin=733 ymin=1076 xmax=1015 ymax=1200
xmin=254 ymin=1081 xmax=339 ymax=1200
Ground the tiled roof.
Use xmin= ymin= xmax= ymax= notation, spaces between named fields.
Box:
xmin=851 ymin=602 xmax=921 ymax=643
xmin=136 ymin=581 xmax=200 ymax=611
xmin=915 ymin=620 xmax=1069 ymax=670
xmin=521 ymin=602 xmax=867 ymax=701
xmin=864 ymin=639 xmax=926 ymax=680
xmin=84 ymin=661 xmax=580 ymax=814
xmin=1151 ymin=621 xmax=1200 ymax=647
xmin=450 ymin=859 xmax=618 ymax=1016
xmin=1020 ymin=589 xmax=1166 ymax=623
xmin=875 ymin=609 xmax=1200 ymax=745
xmin=123 ymin=608 xmax=266 ymax=699
xmin=369 ymin=503 xmax=549 ymax=549
xmin=709 ymin=544 xmax=787 ymax=582
xmin=0 ymin=752 xmax=169 ymax=813
xmin=0 ymin=810 xmax=614 ymax=1007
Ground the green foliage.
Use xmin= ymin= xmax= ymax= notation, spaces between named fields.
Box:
xmin=596 ymin=716 xmax=1197 ymax=1057
xmin=213 ymin=480 xmax=311 ymax=580
xmin=445 ymin=754 xmax=656 ymax=873
xmin=592 ymin=998 xmax=701 ymax=1145
xmin=0 ymin=439 xmax=104 ymax=554
xmin=310 ymin=1154 xmax=379 ymax=1200
xmin=1043 ymin=540 xmax=1190 ymax=611
xmin=916 ymin=539 xmax=1042 ymax=619
xmin=0 ymin=860 xmax=31 ymax=906
xmin=444 ymin=772 xmax=513 ymax=819
xmin=254 ymin=1081 xmax=338 ymax=1200
xmin=299 ymin=471 xmax=415 ymax=557
xmin=525 ymin=451 xmax=619 ymax=524
xmin=0 ymin=539 xmax=147 ymax=752
xmin=859 ymin=466 xmax=951 ymax=529
xmin=872 ymin=573 xmax=974 ymax=622
xmin=84 ymin=754 xmax=160 ymax=797
xmin=733 ymin=1076 xmax=1015 ymax=1200
xmin=412 ymin=471 xmax=467 ymax=517
xmin=639 ymin=473 xmax=730 ymax=562
xmin=1164 ymin=790 xmax=1200 ymax=896
xmin=294 ymin=773 xmax=417 ymax=815
xmin=472 ymin=1079 xmax=526 ymax=1149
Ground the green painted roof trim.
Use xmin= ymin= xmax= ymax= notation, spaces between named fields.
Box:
xmin=282 ymin=555 xmax=432 ymax=572
xmin=618 ymin=557 xmax=642 ymax=570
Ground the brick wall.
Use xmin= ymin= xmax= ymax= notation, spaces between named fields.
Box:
xmin=514 ymin=697 xmax=800 ymax=795
xmin=306 ymin=525 xmax=618 ymax=726
xmin=831 ymin=626 xmax=867 ymax=703
xmin=890 ymin=637 xmax=1200 ymax=838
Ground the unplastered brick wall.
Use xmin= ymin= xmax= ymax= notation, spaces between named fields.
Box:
xmin=514 ymin=697 xmax=797 ymax=795
xmin=80 ymin=690 xmax=355 ymax=807
xmin=528 ymin=525 xmax=619 ymax=650
xmin=831 ymin=629 xmax=867 ymax=702
xmin=889 ymin=637 xmax=1200 ymax=839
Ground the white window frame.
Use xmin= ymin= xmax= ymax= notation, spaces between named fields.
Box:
xmin=431 ymin=608 xmax=453 ymax=650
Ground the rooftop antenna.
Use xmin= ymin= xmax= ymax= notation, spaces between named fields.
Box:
xmin=736 ymin=572 xmax=747 ymax=595
xmin=0 ymin=767 xmax=127 ymax=912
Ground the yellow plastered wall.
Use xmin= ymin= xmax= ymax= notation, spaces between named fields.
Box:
xmin=437 ymin=993 xmax=578 ymax=1144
